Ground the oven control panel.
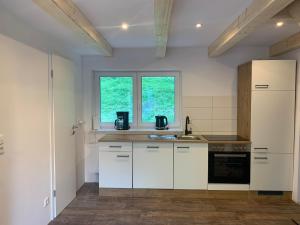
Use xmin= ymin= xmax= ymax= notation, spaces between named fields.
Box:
xmin=208 ymin=144 xmax=250 ymax=152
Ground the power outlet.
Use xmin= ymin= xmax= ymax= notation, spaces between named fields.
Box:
xmin=43 ymin=197 xmax=49 ymax=208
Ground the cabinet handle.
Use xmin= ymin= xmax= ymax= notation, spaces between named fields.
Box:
xmin=254 ymin=157 xmax=268 ymax=160
xmin=255 ymin=84 xmax=269 ymax=89
xmin=116 ymin=155 xmax=130 ymax=158
xmin=146 ymin=146 xmax=159 ymax=149
xmin=254 ymin=147 xmax=268 ymax=150
xmin=214 ymin=154 xmax=247 ymax=158
xmin=109 ymin=145 xmax=122 ymax=148
xmin=177 ymin=146 xmax=190 ymax=149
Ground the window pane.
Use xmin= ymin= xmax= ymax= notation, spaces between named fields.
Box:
xmin=142 ymin=76 xmax=175 ymax=123
xmin=100 ymin=77 xmax=133 ymax=123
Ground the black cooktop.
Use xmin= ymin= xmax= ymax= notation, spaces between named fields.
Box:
xmin=202 ymin=135 xmax=248 ymax=141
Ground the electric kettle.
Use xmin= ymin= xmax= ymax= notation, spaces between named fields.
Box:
xmin=155 ymin=115 xmax=168 ymax=130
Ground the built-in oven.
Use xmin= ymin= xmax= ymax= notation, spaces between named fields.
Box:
xmin=208 ymin=144 xmax=250 ymax=184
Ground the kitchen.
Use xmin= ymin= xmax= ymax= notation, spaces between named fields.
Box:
xmin=1 ymin=0 xmax=300 ymax=225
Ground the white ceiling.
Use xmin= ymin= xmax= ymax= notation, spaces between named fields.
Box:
xmin=0 ymin=0 xmax=299 ymax=55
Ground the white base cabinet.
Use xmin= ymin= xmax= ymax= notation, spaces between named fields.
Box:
xmin=133 ymin=142 xmax=173 ymax=189
xmin=250 ymin=153 xmax=293 ymax=191
xmin=99 ymin=142 xmax=132 ymax=188
xmin=174 ymin=143 xmax=208 ymax=189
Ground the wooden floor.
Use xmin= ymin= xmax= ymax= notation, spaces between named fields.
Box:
xmin=49 ymin=183 xmax=300 ymax=225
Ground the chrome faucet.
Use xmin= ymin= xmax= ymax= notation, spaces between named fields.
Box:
xmin=185 ymin=116 xmax=192 ymax=135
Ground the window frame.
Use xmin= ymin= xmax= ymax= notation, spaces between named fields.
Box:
xmin=94 ymin=71 xmax=182 ymax=130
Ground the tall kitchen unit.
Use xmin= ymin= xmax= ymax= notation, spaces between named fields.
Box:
xmin=237 ymin=60 xmax=296 ymax=191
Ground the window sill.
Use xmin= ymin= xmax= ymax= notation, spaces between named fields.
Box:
xmin=90 ymin=128 xmax=183 ymax=135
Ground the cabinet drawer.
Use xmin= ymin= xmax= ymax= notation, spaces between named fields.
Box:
xmin=250 ymin=153 xmax=293 ymax=191
xmin=174 ymin=143 xmax=208 ymax=190
xmin=99 ymin=151 xmax=132 ymax=188
xmin=252 ymin=60 xmax=296 ymax=91
xmin=99 ymin=142 xmax=132 ymax=152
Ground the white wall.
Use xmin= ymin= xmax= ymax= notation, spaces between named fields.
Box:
xmin=82 ymin=46 xmax=268 ymax=132
xmin=82 ymin=46 xmax=269 ymax=182
xmin=0 ymin=34 xmax=51 ymax=225
xmin=279 ymin=48 xmax=300 ymax=203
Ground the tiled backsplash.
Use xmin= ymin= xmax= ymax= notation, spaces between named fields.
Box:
xmin=183 ymin=96 xmax=237 ymax=135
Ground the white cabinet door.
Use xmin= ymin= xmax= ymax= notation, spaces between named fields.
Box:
xmin=133 ymin=142 xmax=173 ymax=189
xmin=252 ymin=60 xmax=296 ymax=91
xmin=174 ymin=143 xmax=208 ymax=190
xmin=99 ymin=142 xmax=132 ymax=188
xmin=99 ymin=151 xmax=132 ymax=188
xmin=250 ymin=153 xmax=293 ymax=191
xmin=251 ymin=91 xmax=295 ymax=154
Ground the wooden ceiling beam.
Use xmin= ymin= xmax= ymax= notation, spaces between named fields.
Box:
xmin=33 ymin=0 xmax=112 ymax=56
xmin=270 ymin=0 xmax=300 ymax=56
xmin=286 ymin=0 xmax=300 ymax=25
xmin=154 ymin=0 xmax=174 ymax=58
xmin=270 ymin=31 xmax=300 ymax=56
xmin=208 ymin=0 xmax=295 ymax=57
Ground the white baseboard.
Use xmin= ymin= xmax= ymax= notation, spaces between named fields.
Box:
xmin=208 ymin=184 xmax=250 ymax=191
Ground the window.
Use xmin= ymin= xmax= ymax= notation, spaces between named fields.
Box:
xmin=100 ymin=76 xmax=133 ymax=123
xmin=95 ymin=71 xmax=181 ymax=129
xmin=141 ymin=76 xmax=175 ymax=123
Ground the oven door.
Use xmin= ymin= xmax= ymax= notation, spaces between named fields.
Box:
xmin=208 ymin=152 xmax=250 ymax=184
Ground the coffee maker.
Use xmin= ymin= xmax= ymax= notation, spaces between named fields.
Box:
xmin=114 ymin=111 xmax=130 ymax=130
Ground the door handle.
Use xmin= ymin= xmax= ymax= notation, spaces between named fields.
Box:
xmin=214 ymin=154 xmax=247 ymax=158
xmin=254 ymin=147 xmax=268 ymax=150
xmin=72 ymin=125 xmax=78 ymax=135
xmin=177 ymin=146 xmax=190 ymax=149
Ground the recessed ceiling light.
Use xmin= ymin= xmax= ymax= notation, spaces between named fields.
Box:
xmin=121 ymin=23 xmax=129 ymax=30
xmin=276 ymin=21 xmax=284 ymax=27
xmin=196 ymin=23 xmax=203 ymax=29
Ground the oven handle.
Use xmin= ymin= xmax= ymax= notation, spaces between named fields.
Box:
xmin=214 ymin=154 xmax=247 ymax=158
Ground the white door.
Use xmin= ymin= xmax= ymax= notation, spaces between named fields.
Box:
xmin=251 ymin=91 xmax=295 ymax=154
xmin=250 ymin=153 xmax=293 ymax=191
xmin=174 ymin=143 xmax=208 ymax=190
xmin=133 ymin=142 xmax=173 ymax=189
xmin=252 ymin=60 xmax=296 ymax=91
xmin=51 ymin=55 xmax=76 ymax=216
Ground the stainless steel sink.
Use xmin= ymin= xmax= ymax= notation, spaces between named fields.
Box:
xmin=148 ymin=134 xmax=206 ymax=141
xmin=148 ymin=134 xmax=177 ymax=140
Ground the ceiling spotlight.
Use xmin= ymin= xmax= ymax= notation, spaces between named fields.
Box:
xmin=196 ymin=23 xmax=203 ymax=29
xmin=276 ymin=21 xmax=284 ymax=27
xmin=121 ymin=23 xmax=129 ymax=30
